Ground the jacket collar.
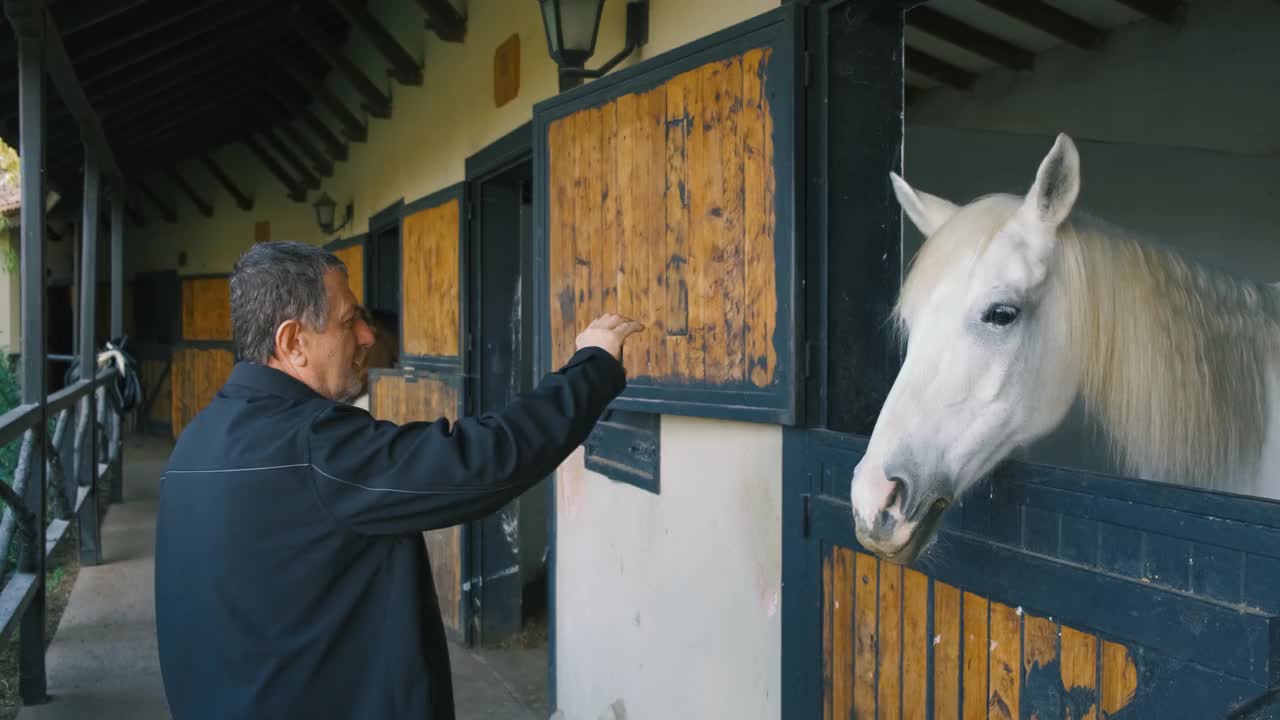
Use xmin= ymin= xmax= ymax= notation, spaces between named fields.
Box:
xmin=226 ymin=361 xmax=326 ymax=403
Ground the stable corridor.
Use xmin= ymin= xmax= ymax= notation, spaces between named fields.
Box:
xmin=15 ymin=434 xmax=544 ymax=720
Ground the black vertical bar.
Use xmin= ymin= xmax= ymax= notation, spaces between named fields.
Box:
xmin=109 ymin=190 xmax=124 ymax=503
xmin=15 ymin=4 xmax=50 ymax=705
xmin=78 ymin=148 xmax=101 ymax=565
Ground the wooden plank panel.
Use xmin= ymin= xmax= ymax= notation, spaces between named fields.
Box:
xmin=369 ymin=371 xmax=463 ymax=634
xmin=332 ymin=243 xmax=364 ymax=303
xmin=854 ymin=552 xmax=878 ymax=718
xmin=181 ymin=277 xmax=231 ymax=341
xmin=169 ymin=347 xmax=234 ymax=439
xmin=1023 ymin=614 xmax=1062 ymax=720
xmin=549 ymin=115 xmax=577 ymax=369
xmin=962 ymin=592 xmax=989 ymax=720
xmin=640 ymin=87 xmax=667 ymax=379
xmin=402 ymin=198 xmax=460 ymax=358
xmin=1061 ymin=626 xmax=1098 ymax=720
xmin=825 ymin=547 xmax=855 ymax=720
xmin=1101 ymin=641 xmax=1137 ymax=715
xmin=545 ymin=48 xmax=781 ymax=393
xmin=878 ymin=560 xmax=902 ymax=720
xmin=933 ymin=582 xmax=961 ymax=720
xmin=902 ymin=569 xmax=929 ymax=720
xmin=742 ymin=46 xmax=776 ymax=388
xmin=140 ymin=356 xmax=172 ymax=426
xmin=989 ymin=601 xmax=1021 ymax=720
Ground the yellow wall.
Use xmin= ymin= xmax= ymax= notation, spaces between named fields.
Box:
xmin=132 ymin=0 xmax=780 ymax=276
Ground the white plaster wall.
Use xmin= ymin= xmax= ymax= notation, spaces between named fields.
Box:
xmin=0 ymin=230 xmax=18 ymax=354
xmin=554 ymin=416 xmax=782 ymax=720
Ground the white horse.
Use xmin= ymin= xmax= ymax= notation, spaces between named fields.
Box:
xmin=848 ymin=133 xmax=1280 ymax=564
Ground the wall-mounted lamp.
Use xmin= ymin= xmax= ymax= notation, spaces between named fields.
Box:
xmin=312 ymin=191 xmax=353 ymax=235
xmin=539 ymin=0 xmax=648 ymax=92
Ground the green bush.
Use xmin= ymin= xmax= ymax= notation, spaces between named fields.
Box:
xmin=0 ymin=360 xmax=18 ymax=487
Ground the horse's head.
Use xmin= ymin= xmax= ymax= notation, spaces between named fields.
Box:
xmin=850 ymin=133 xmax=1085 ymax=564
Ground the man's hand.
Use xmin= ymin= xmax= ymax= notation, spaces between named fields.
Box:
xmin=576 ymin=313 xmax=645 ymax=363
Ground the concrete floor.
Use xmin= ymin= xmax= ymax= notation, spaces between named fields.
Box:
xmin=16 ymin=433 xmax=546 ymax=720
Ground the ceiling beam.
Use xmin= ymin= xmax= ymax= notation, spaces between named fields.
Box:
xmin=277 ymin=52 xmax=368 ymax=142
xmin=166 ymin=167 xmax=213 ymax=218
xmin=261 ymin=127 xmax=321 ymax=190
xmin=328 ymin=0 xmax=422 ymax=85
xmin=975 ymin=0 xmax=1104 ymax=50
xmin=414 ymin=0 xmax=465 ymax=43
xmin=135 ymin=178 xmax=177 ymax=224
xmin=267 ymin=88 xmax=349 ymax=162
xmin=905 ymin=46 xmax=976 ymax=90
xmin=0 ymin=0 xmax=152 ymax=63
xmin=44 ymin=9 xmax=121 ymax=182
xmin=1111 ymin=0 xmax=1186 ymax=23
xmin=243 ymin=134 xmax=307 ymax=202
xmin=290 ymin=11 xmax=391 ymax=118
xmin=907 ymin=6 xmax=1034 ymax=71
xmin=274 ymin=120 xmax=335 ymax=178
xmin=69 ymin=0 xmax=225 ymax=65
xmin=200 ymin=154 xmax=253 ymax=212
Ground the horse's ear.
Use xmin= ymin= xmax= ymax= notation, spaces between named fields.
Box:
xmin=890 ymin=172 xmax=958 ymax=237
xmin=1023 ymin=133 xmax=1080 ymax=229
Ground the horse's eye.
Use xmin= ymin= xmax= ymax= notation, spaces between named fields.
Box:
xmin=981 ymin=304 xmax=1020 ymax=327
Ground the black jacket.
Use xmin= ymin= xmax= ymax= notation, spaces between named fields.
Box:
xmin=154 ymin=347 xmax=626 ymax=719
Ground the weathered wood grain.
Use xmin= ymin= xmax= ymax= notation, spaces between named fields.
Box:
xmin=181 ymin=276 xmax=231 ymax=341
xmin=989 ymin=601 xmax=1021 ymax=720
xmin=878 ymin=560 xmax=903 ymax=720
xmin=963 ymin=592 xmax=989 ymax=719
xmin=332 ymin=243 xmax=364 ymax=303
xmin=933 ymin=581 xmax=962 ymax=720
xmin=402 ymin=197 xmax=460 ymax=358
xmin=825 ymin=548 xmax=855 ymax=720
xmin=902 ymin=569 xmax=929 ymax=720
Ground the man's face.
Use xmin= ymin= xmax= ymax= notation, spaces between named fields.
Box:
xmin=299 ymin=269 xmax=375 ymax=401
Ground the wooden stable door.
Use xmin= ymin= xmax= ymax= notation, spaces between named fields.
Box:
xmin=368 ymin=369 xmax=468 ymax=639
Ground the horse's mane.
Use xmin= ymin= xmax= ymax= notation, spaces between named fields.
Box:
xmin=895 ymin=194 xmax=1280 ymax=492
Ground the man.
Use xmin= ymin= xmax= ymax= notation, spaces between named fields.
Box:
xmin=348 ymin=305 xmax=398 ymax=411
xmin=154 ymin=241 xmax=641 ymax=719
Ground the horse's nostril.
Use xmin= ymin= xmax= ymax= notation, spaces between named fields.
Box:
xmin=884 ymin=476 xmax=908 ymax=515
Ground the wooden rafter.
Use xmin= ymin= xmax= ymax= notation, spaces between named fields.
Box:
xmin=905 ymin=46 xmax=976 ymax=90
xmin=262 ymin=127 xmax=321 ymax=190
xmin=165 ymin=167 xmax=213 ymax=218
xmin=415 ymin=0 xmax=466 ymax=43
xmin=290 ymin=12 xmax=391 ymax=118
xmin=975 ymin=0 xmax=1103 ymax=49
xmin=276 ymin=52 xmax=368 ymax=142
xmin=199 ymin=154 xmax=253 ymax=212
xmin=268 ymin=89 xmax=349 ymax=162
xmin=1112 ymin=0 xmax=1186 ymax=24
xmin=135 ymin=179 xmax=177 ymax=224
xmin=908 ymin=6 xmax=1033 ymax=71
xmin=328 ymin=0 xmax=422 ymax=85
xmin=276 ymin=121 xmax=335 ymax=178
xmin=244 ymin=134 xmax=308 ymax=202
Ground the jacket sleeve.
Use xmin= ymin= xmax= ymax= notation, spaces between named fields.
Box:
xmin=306 ymin=346 xmax=627 ymax=535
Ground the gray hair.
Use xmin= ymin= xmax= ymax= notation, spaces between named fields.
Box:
xmin=230 ymin=241 xmax=347 ymax=363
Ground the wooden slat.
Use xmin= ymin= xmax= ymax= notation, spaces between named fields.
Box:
xmin=1101 ymin=641 xmax=1138 ymax=715
xmin=640 ymin=88 xmax=667 ymax=381
xmin=1023 ymin=614 xmax=1061 ymax=720
xmin=742 ymin=46 xmax=776 ymax=388
xmin=600 ymin=101 xmax=620 ymax=317
xmin=902 ymin=569 xmax=929 ymax=720
xmin=402 ymin=198 xmax=460 ymax=358
xmin=854 ymin=552 xmax=878 ymax=718
xmin=878 ymin=560 xmax=903 ymax=720
xmin=933 ymin=582 xmax=961 ymax=720
xmin=332 ymin=244 xmax=364 ymax=303
xmin=825 ymin=548 xmax=855 ymax=720
xmin=989 ymin=601 xmax=1021 ymax=719
xmin=962 ymin=592 xmax=989 ymax=719
xmin=549 ymin=114 xmax=576 ymax=369
xmin=615 ymin=92 xmax=645 ymax=375
xmin=1061 ymin=626 xmax=1098 ymax=720
xmin=663 ymin=70 xmax=694 ymax=378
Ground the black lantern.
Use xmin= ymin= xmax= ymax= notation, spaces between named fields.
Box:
xmin=312 ymin=191 xmax=352 ymax=235
xmin=539 ymin=0 xmax=648 ymax=91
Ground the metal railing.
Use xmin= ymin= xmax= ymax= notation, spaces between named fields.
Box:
xmin=0 ymin=362 xmax=124 ymax=637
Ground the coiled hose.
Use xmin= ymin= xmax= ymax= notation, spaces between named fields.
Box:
xmin=63 ymin=336 xmax=143 ymax=411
